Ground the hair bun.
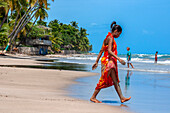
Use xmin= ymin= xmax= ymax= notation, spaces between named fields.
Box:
xmin=111 ymin=21 xmax=116 ymax=28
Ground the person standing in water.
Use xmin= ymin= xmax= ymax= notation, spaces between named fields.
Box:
xmin=90 ymin=21 xmax=131 ymax=103
xmin=127 ymin=47 xmax=134 ymax=68
xmin=155 ymin=51 xmax=158 ymax=63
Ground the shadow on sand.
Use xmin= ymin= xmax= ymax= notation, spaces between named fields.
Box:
xmin=102 ymin=100 xmax=129 ymax=107
xmin=102 ymin=100 xmax=119 ymax=104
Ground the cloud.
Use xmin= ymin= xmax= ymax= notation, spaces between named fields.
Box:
xmin=142 ymin=29 xmax=154 ymax=35
xmin=91 ymin=23 xmax=98 ymax=26
xmin=142 ymin=30 xmax=149 ymax=34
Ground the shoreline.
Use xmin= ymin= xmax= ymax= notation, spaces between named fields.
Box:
xmin=0 ymin=55 xmax=131 ymax=113
xmin=70 ymin=69 xmax=170 ymax=113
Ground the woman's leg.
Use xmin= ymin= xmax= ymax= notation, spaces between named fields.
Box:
xmin=110 ymin=69 xmax=131 ymax=103
xmin=90 ymin=63 xmax=104 ymax=103
xmin=90 ymin=89 xmax=102 ymax=103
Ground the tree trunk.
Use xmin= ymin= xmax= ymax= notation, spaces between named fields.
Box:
xmin=3 ymin=6 xmax=39 ymax=53
xmin=0 ymin=9 xmax=9 ymax=30
xmin=7 ymin=6 xmax=32 ymax=39
xmin=13 ymin=6 xmax=23 ymax=30
xmin=26 ymin=17 xmax=38 ymax=38
xmin=12 ymin=8 xmax=39 ymax=40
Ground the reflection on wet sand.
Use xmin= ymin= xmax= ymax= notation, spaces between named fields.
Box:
xmin=125 ymin=70 xmax=133 ymax=90
xmin=0 ymin=60 xmax=88 ymax=71
xmin=102 ymin=100 xmax=128 ymax=108
xmin=120 ymin=104 xmax=128 ymax=107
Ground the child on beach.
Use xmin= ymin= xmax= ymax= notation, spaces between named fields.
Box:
xmin=127 ymin=47 xmax=134 ymax=68
xmin=90 ymin=21 xmax=131 ymax=103
xmin=155 ymin=51 xmax=158 ymax=63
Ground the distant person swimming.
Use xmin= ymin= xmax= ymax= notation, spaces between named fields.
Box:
xmin=155 ymin=51 xmax=158 ymax=63
xmin=127 ymin=47 xmax=134 ymax=68
xmin=90 ymin=21 xmax=131 ymax=103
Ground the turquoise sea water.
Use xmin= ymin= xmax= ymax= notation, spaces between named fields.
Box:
xmin=69 ymin=71 xmax=170 ymax=113
xmin=54 ymin=54 xmax=170 ymax=113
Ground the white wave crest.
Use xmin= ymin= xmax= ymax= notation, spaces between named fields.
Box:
xmin=157 ymin=60 xmax=170 ymax=65
xmin=67 ymin=56 xmax=97 ymax=60
xmin=119 ymin=67 xmax=170 ymax=74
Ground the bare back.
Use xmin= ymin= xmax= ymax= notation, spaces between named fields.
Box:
xmin=103 ymin=36 xmax=113 ymax=48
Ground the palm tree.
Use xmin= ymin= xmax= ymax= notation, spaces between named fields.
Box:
xmin=26 ymin=3 xmax=49 ymax=38
xmin=0 ymin=0 xmax=26 ymax=30
xmin=70 ymin=21 xmax=78 ymax=28
xmin=0 ymin=0 xmax=11 ymax=30
xmin=2 ymin=0 xmax=54 ymax=53
xmin=77 ymin=27 xmax=90 ymax=52
xmin=49 ymin=35 xmax=63 ymax=52
xmin=0 ymin=23 xmax=9 ymax=47
xmin=47 ymin=19 xmax=92 ymax=52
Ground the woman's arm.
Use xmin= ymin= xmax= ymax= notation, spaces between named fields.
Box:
xmin=92 ymin=42 xmax=104 ymax=70
xmin=95 ymin=44 xmax=104 ymax=63
xmin=107 ymin=37 xmax=126 ymax=65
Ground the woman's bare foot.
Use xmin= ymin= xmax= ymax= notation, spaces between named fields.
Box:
xmin=121 ymin=96 xmax=131 ymax=103
xmin=90 ymin=98 xmax=102 ymax=103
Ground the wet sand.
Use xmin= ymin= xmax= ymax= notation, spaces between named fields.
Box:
xmin=0 ymin=55 xmax=130 ymax=113
xmin=70 ymin=70 xmax=170 ymax=113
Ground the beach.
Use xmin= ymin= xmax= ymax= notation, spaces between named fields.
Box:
xmin=0 ymin=55 xmax=130 ymax=113
xmin=1 ymin=53 xmax=170 ymax=113
xmin=64 ymin=54 xmax=170 ymax=113
xmin=1 ymin=0 xmax=169 ymax=113
xmin=70 ymin=70 xmax=170 ymax=113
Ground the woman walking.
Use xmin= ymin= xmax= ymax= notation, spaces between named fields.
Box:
xmin=90 ymin=21 xmax=131 ymax=103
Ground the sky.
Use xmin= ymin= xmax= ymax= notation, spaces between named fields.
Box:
xmin=45 ymin=0 xmax=170 ymax=54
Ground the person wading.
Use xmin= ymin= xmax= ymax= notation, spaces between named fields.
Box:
xmin=90 ymin=21 xmax=131 ymax=103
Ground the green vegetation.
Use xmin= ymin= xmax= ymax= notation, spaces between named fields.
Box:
xmin=27 ymin=25 xmax=45 ymax=38
xmin=48 ymin=20 xmax=92 ymax=52
xmin=0 ymin=23 xmax=9 ymax=47
xmin=0 ymin=0 xmax=54 ymax=53
xmin=0 ymin=0 xmax=92 ymax=53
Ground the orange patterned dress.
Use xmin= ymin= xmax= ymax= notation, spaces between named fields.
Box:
xmin=95 ymin=32 xmax=119 ymax=90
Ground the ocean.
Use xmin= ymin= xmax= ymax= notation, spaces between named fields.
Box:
xmin=48 ymin=53 xmax=170 ymax=113
xmin=5 ymin=53 xmax=168 ymax=113
xmin=53 ymin=54 xmax=170 ymax=73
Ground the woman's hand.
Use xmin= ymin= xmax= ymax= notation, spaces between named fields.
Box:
xmin=119 ymin=59 xmax=126 ymax=65
xmin=92 ymin=62 xmax=98 ymax=70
